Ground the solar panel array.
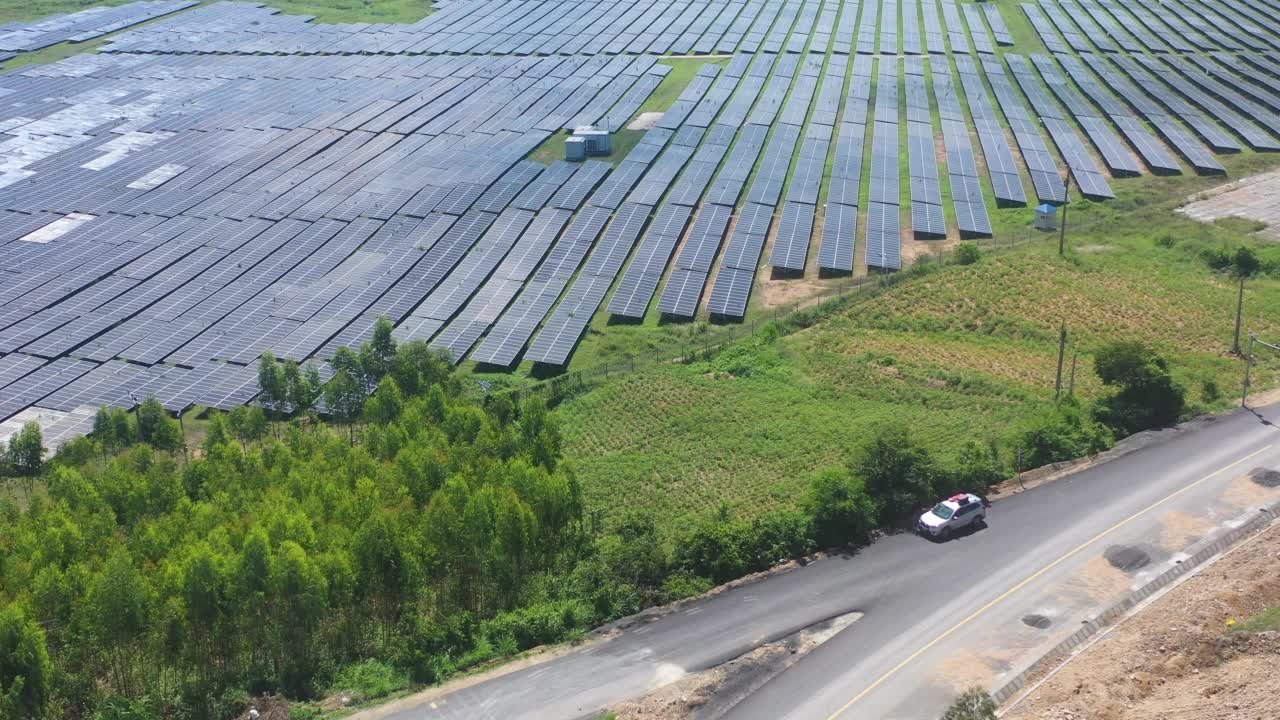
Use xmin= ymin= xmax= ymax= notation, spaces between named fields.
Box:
xmin=931 ymin=60 xmax=993 ymax=236
xmin=818 ymin=55 xmax=871 ymax=272
xmin=865 ymin=58 xmax=903 ymax=270
xmin=0 ymin=0 xmax=195 ymax=53
xmin=1005 ymin=54 xmax=1115 ymax=198
xmin=0 ymin=0 xmax=1277 ymax=435
xmin=905 ymin=58 xmax=946 ymax=238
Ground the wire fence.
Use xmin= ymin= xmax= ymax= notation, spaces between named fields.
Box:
xmin=493 ymin=221 xmax=1087 ymax=407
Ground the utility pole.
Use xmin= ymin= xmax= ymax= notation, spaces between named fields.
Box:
xmin=1233 ymin=273 xmax=1247 ymax=355
xmin=1240 ymin=335 xmax=1280 ymax=408
xmin=1068 ymin=351 xmax=1078 ymax=398
xmin=1058 ymin=171 xmax=1071 ymax=256
xmin=1054 ymin=323 xmax=1068 ymax=401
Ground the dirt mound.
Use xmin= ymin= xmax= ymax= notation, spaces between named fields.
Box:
xmin=1005 ymin=524 xmax=1280 ymax=720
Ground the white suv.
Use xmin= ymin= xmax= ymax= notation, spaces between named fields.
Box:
xmin=917 ymin=493 xmax=987 ymax=541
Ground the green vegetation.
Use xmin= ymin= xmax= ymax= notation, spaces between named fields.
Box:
xmin=264 ymin=0 xmax=434 ymax=24
xmin=639 ymin=57 xmax=729 ymax=115
xmin=1232 ymin=605 xmax=1280 ymax=633
xmin=524 ymin=56 xmax=727 ymax=169
xmin=0 ymin=0 xmax=138 ymax=24
xmin=557 ymin=153 xmax=1280 ymax=538
xmin=939 ymin=688 xmax=998 ymax=720
xmin=0 ymin=329 xmax=604 ymax=719
xmin=527 ymin=129 xmax=647 ymax=167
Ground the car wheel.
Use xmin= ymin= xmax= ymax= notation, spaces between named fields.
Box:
xmin=938 ymin=527 xmax=951 ymax=541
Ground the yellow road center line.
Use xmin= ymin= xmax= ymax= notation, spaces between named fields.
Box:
xmin=826 ymin=443 xmax=1274 ymax=720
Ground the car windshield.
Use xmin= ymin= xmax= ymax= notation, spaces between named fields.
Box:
xmin=931 ymin=503 xmax=954 ymax=520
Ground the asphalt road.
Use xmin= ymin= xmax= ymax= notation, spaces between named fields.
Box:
xmin=401 ymin=402 xmax=1280 ymax=720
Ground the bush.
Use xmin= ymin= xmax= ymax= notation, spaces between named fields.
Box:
xmin=660 ymin=573 xmax=714 ymax=602
xmin=1201 ymin=378 xmax=1221 ymax=403
xmin=1017 ymin=400 xmax=1114 ymax=469
xmin=807 ymin=468 xmax=877 ymax=548
xmin=939 ymin=688 xmax=997 ymax=720
xmin=673 ymin=519 xmax=752 ymax=584
xmin=852 ymin=425 xmax=939 ymax=526
xmin=1153 ymin=232 xmax=1176 ymax=249
xmin=939 ymin=441 xmax=1005 ymax=496
xmin=597 ymin=512 xmax=668 ymax=590
xmin=0 ymin=606 xmax=51 ymax=719
xmin=955 ymin=242 xmax=981 ymax=265
xmin=1092 ymin=341 xmax=1186 ymax=435
xmin=328 ymin=659 xmax=408 ymax=704
xmin=748 ymin=509 xmax=815 ymax=565
xmin=482 ymin=600 xmax=589 ymax=652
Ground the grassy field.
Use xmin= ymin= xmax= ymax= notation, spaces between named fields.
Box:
xmin=557 ymin=151 xmax=1280 ymax=539
xmin=528 ymin=129 xmax=647 ymax=167
xmin=0 ymin=0 xmax=134 ymax=24
xmin=1 ymin=0 xmax=433 ymax=24
xmin=265 ymin=0 xmax=434 ymax=25
xmin=524 ymin=57 xmax=727 ymax=168
xmin=0 ymin=0 xmax=433 ymax=71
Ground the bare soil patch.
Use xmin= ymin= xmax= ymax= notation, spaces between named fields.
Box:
xmin=628 ymin=112 xmax=664 ymax=131
xmin=1179 ymin=169 xmax=1280 ymax=241
xmin=610 ymin=612 xmax=861 ymax=720
xmin=1003 ymin=522 xmax=1280 ymax=720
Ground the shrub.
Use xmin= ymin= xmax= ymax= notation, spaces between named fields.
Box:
xmin=660 ymin=573 xmax=714 ymax=602
xmin=483 ymin=601 xmax=587 ymax=652
xmin=1092 ymin=341 xmax=1186 ymax=435
xmin=1016 ymin=400 xmax=1114 ymax=469
xmin=852 ymin=425 xmax=939 ymax=526
xmin=1201 ymin=378 xmax=1221 ymax=403
xmin=955 ymin=242 xmax=981 ymax=265
xmin=939 ymin=441 xmax=1005 ymax=496
xmin=1152 ymin=232 xmax=1176 ymax=249
xmin=597 ymin=512 xmax=668 ymax=590
xmin=748 ymin=509 xmax=815 ymax=565
xmin=673 ymin=519 xmax=753 ymax=584
xmin=807 ymin=468 xmax=877 ymax=548
xmin=0 ymin=606 xmax=51 ymax=719
xmin=939 ymin=688 xmax=997 ymax=720
xmin=328 ymin=659 xmax=408 ymax=704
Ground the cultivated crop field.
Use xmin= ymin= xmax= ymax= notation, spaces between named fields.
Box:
xmin=561 ymin=151 xmax=1280 ymax=537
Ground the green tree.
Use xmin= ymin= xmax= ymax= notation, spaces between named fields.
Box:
xmin=807 ymin=468 xmax=877 ymax=547
xmin=257 ymin=351 xmax=287 ymax=418
xmin=136 ymin=396 xmax=182 ymax=451
xmin=201 ymin=413 xmax=232 ymax=456
xmin=228 ymin=405 xmax=268 ymax=448
xmin=0 ymin=606 xmax=52 ymax=719
xmin=1092 ymin=341 xmax=1186 ymax=435
xmin=1230 ymin=246 xmax=1261 ymax=354
xmin=939 ymin=688 xmax=997 ymax=720
xmin=7 ymin=422 xmax=44 ymax=495
xmin=389 ymin=341 xmax=454 ymax=396
xmin=359 ymin=317 xmax=398 ymax=390
xmin=88 ymin=548 xmax=150 ymax=696
xmin=327 ymin=347 xmax=368 ymax=443
xmin=93 ymin=406 xmax=135 ymax=453
xmin=853 ymin=425 xmax=938 ymax=526
xmin=365 ymin=377 xmax=405 ymax=425
xmin=289 ymin=362 xmax=323 ymax=415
